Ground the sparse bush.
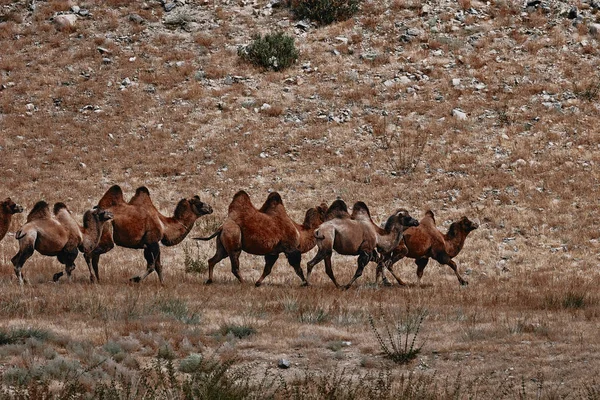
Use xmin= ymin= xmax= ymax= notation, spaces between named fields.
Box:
xmin=379 ymin=122 xmax=427 ymax=175
xmin=368 ymin=305 xmax=426 ymax=364
xmin=219 ymin=324 xmax=256 ymax=339
xmin=156 ymin=297 xmax=201 ymax=325
xmin=290 ymin=0 xmax=361 ymax=25
xmin=239 ymin=32 xmax=298 ymax=71
xmin=183 ymin=242 xmax=208 ymax=275
xmin=0 ymin=327 xmax=51 ymax=346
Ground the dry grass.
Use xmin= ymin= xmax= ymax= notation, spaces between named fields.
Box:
xmin=1 ymin=0 xmax=600 ymax=397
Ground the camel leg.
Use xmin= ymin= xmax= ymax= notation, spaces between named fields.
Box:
xmin=91 ymin=254 xmax=101 ymax=283
xmin=84 ymin=253 xmax=102 ymax=283
xmin=382 ymin=258 xmax=407 ymax=286
xmin=154 ymin=252 xmax=164 ymax=284
xmin=255 ymin=254 xmax=279 ymax=287
xmin=11 ymin=246 xmax=34 ymax=286
xmin=84 ymin=254 xmax=95 ymax=283
xmin=306 ymin=248 xmax=329 ymax=280
xmin=323 ymin=253 xmax=340 ymax=288
xmin=344 ymin=250 xmax=371 ymax=290
xmin=131 ymin=243 xmax=160 ymax=283
xmin=206 ymin=236 xmax=227 ymax=285
xmin=416 ymin=258 xmax=429 ymax=286
xmin=444 ymin=259 xmax=468 ymax=286
xmin=229 ymin=250 xmax=243 ymax=284
xmin=285 ymin=250 xmax=307 ymax=286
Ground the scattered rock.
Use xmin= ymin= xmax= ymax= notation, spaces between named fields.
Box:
xmin=129 ymin=13 xmax=145 ymax=24
xmin=25 ymin=103 xmax=35 ymax=111
xmin=452 ymin=108 xmax=467 ymax=120
xmin=53 ymin=14 xmax=77 ymax=29
xmin=97 ymin=47 xmax=112 ymax=55
xmin=567 ymin=6 xmax=578 ymax=19
xmin=452 ymin=78 xmax=461 ymax=87
xmin=71 ymin=5 xmax=80 ymax=13
xmin=295 ymin=20 xmax=310 ymax=31
xmin=164 ymin=2 xmax=176 ymax=12
xmin=277 ymin=359 xmax=291 ymax=369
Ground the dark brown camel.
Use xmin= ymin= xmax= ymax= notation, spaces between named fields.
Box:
xmin=195 ymin=190 xmax=327 ymax=286
xmin=0 ymin=198 xmax=23 ymax=242
xmin=377 ymin=210 xmax=478 ymax=286
xmin=306 ymin=201 xmax=419 ymax=289
xmin=11 ymin=202 xmax=113 ymax=285
xmin=88 ymin=185 xmax=213 ymax=283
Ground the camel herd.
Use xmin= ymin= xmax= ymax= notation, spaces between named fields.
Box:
xmin=0 ymin=187 xmax=479 ymax=288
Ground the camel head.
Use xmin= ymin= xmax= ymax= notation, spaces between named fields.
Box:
xmin=189 ymin=196 xmax=213 ymax=217
xmin=384 ymin=209 xmax=419 ymax=232
xmin=302 ymin=202 xmax=329 ymax=229
xmin=1 ymin=198 xmax=23 ymax=215
xmin=93 ymin=206 xmax=114 ymax=222
xmin=458 ymin=216 xmax=479 ymax=233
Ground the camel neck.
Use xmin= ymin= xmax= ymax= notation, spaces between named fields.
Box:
xmin=0 ymin=213 xmax=11 ymax=239
xmin=161 ymin=214 xmax=196 ymax=246
xmin=444 ymin=231 xmax=467 ymax=258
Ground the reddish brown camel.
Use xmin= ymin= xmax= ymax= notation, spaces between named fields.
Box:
xmin=306 ymin=201 xmax=419 ymax=289
xmin=195 ymin=190 xmax=327 ymax=286
xmin=0 ymin=198 xmax=23 ymax=242
xmin=88 ymin=185 xmax=213 ymax=283
xmin=377 ymin=210 xmax=479 ymax=286
xmin=11 ymin=201 xmax=113 ymax=285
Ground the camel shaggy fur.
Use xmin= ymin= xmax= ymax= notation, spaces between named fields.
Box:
xmin=90 ymin=185 xmax=213 ymax=283
xmin=196 ymin=190 xmax=327 ymax=286
xmin=0 ymin=197 xmax=23 ymax=242
xmin=377 ymin=210 xmax=478 ymax=286
xmin=11 ymin=202 xmax=113 ymax=285
xmin=306 ymin=201 xmax=419 ymax=289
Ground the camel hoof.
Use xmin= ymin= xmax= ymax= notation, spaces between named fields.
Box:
xmin=53 ymin=272 xmax=64 ymax=282
xmin=382 ymin=280 xmax=392 ymax=287
xmin=130 ymin=276 xmax=141 ymax=283
xmin=460 ymin=280 xmax=469 ymax=286
xmin=301 ymin=281 xmax=309 ymax=287
xmin=342 ymin=285 xmax=351 ymax=291
xmin=254 ymin=281 xmax=262 ymax=287
xmin=205 ymin=279 xmax=213 ymax=285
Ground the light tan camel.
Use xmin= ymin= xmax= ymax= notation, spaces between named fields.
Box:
xmin=195 ymin=190 xmax=327 ymax=286
xmin=306 ymin=201 xmax=419 ymax=289
xmin=89 ymin=185 xmax=213 ymax=283
xmin=0 ymin=197 xmax=23 ymax=242
xmin=11 ymin=201 xmax=113 ymax=285
xmin=377 ymin=210 xmax=478 ymax=286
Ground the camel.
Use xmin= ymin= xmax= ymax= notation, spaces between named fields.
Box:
xmin=377 ymin=210 xmax=478 ymax=286
xmin=0 ymin=197 xmax=23 ymax=242
xmin=10 ymin=201 xmax=113 ymax=285
xmin=89 ymin=185 xmax=213 ymax=283
xmin=306 ymin=201 xmax=419 ymax=289
xmin=195 ymin=190 xmax=327 ymax=286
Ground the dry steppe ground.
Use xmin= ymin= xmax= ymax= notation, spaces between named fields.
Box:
xmin=1 ymin=0 xmax=600 ymax=397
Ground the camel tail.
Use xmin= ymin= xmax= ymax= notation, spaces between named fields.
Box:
xmin=193 ymin=229 xmax=221 ymax=241
xmin=314 ymin=229 xmax=325 ymax=240
xmin=15 ymin=230 xmax=25 ymax=240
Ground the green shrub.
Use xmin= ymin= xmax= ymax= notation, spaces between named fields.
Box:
xmin=239 ymin=32 xmax=298 ymax=71
xmin=290 ymin=0 xmax=361 ymax=25
xmin=183 ymin=242 xmax=208 ymax=275
xmin=219 ymin=324 xmax=256 ymax=339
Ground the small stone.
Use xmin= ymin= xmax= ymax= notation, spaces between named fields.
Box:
xmin=79 ymin=162 xmax=87 ymax=168
xmin=102 ymin=58 xmax=112 ymax=64
xmin=260 ymin=103 xmax=271 ymax=111
xmin=335 ymin=36 xmax=349 ymax=45
xmin=295 ymin=20 xmax=310 ymax=31
xmin=452 ymin=109 xmax=467 ymax=120
xmin=567 ymin=6 xmax=578 ymax=19
xmin=452 ymin=78 xmax=461 ymax=87
xmin=97 ymin=47 xmax=112 ymax=55
xmin=421 ymin=4 xmax=431 ymax=14
xmin=129 ymin=13 xmax=145 ymax=24
xmin=26 ymin=103 xmax=35 ymax=111
xmin=277 ymin=359 xmax=291 ymax=369
xmin=383 ymin=79 xmax=395 ymax=87
xmin=71 ymin=5 xmax=80 ymax=13
xmin=53 ymin=14 xmax=77 ymax=29
xmin=78 ymin=9 xmax=89 ymax=17
xmin=398 ymin=76 xmax=411 ymax=85
xmin=589 ymin=23 xmax=600 ymax=35
xmin=164 ymin=2 xmax=176 ymax=11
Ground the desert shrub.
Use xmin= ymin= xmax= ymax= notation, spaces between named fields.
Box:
xmin=0 ymin=327 xmax=51 ymax=346
xmin=238 ymin=32 xmax=298 ymax=71
xmin=368 ymin=304 xmax=426 ymax=364
xmin=219 ymin=324 xmax=256 ymax=339
xmin=290 ymin=0 xmax=361 ymax=25
xmin=183 ymin=242 xmax=208 ymax=275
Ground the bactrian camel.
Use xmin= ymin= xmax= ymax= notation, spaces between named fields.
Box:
xmin=377 ymin=210 xmax=478 ymax=286
xmin=0 ymin=197 xmax=23 ymax=242
xmin=11 ymin=201 xmax=113 ymax=285
xmin=306 ymin=201 xmax=419 ymax=289
xmin=196 ymin=190 xmax=327 ymax=286
xmin=90 ymin=185 xmax=213 ymax=283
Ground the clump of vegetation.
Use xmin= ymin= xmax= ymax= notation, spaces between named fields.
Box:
xmin=368 ymin=305 xmax=426 ymax=364
xmin=289 ymin=0 xmax=361 ymax=25
xmin=0 ymin=327 xmax=52 ymax=346
xmin=544 ymin=290 xmax=590 ymax=310
xmin=183 ymin=242 xmax=208 ymax=275
xmin=219 ymin=323 xmax=256 ymax=339
xmin=238 ymin=32 xmax=298 ymax=71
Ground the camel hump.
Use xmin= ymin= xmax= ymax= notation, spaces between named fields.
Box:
xmin=259 ymin=192 xmax=283 ymax=213
xmin=27 ymin=201 xmax=52 ymax=222
xmin=351 ymin=201 xmax=371 ymax=220
xmin=425 ymin=210 xmax=435 ymax=220
xmin=53 ymin=202 xmax=69 ymax=215
xmin=128 ymin=186 xmax=154 ymax=207
xmin=325 ymin=199 xmax=349 ymax=220
xmin=228 ymin=190 xmax=253 ymax=213
xmin=98 ymin=185 xmax=125 ymax=208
